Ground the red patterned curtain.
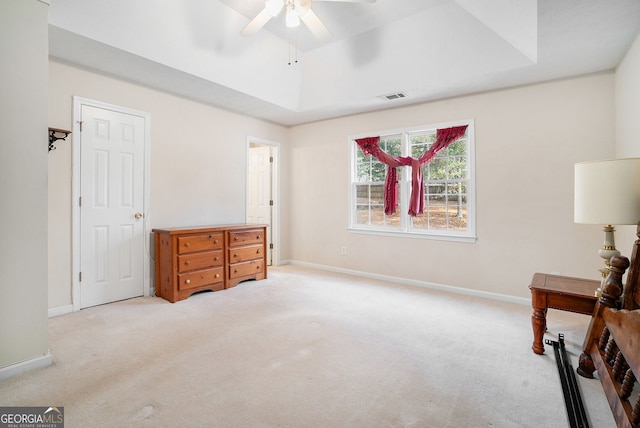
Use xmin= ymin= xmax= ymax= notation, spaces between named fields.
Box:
xmin=355 ymin=125 xmax=468 ymax=216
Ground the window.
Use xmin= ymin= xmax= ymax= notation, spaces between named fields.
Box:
xmin=350 ymin=120 xmax=475 ymax=242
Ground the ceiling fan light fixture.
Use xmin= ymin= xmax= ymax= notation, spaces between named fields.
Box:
xmin=286 ymin=8 xmax=300 ymax=28
xmin=265 ymin=0 xmax=284 ymax=17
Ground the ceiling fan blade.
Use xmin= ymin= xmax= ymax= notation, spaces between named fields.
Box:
xmin=241 ymin=8 xmax=273 ymax=36
xmin=300 ymin=9 xmax=332 ymax=41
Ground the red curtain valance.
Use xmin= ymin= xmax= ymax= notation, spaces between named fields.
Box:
xmin=355 ymin=125 xmax=468 ymax=216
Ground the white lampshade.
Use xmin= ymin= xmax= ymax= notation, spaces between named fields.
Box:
xmin=574 ymin=158 xmax=640 ymax=225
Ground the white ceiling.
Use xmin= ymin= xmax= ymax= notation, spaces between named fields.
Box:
xmin=48 ymin=0 xmax=640 ymax=126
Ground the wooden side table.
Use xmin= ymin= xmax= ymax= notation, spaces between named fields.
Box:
xmin=529 ymin=273 xmax=599 ymax=354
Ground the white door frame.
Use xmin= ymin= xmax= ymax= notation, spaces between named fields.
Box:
xmin=71 ymin=96 xmax=152 ymax=311
xmin=246 ymin=136 xmax=280 ymax=266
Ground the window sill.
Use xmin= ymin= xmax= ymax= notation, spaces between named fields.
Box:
xmin=348 ymin=227 xmax=477 ymax=243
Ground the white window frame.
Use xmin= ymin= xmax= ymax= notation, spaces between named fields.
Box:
xmin=348 ymin=119 xmax=476 ymax=243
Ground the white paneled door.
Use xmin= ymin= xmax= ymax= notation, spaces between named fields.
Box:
xmin=79 ymin=104 xmax=146 ymax=308
xmin=248 ymin=144 xmax=273 ymax=265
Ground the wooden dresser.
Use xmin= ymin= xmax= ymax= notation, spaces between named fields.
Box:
xmin=153 ymin=224 xmax=267 ymax=302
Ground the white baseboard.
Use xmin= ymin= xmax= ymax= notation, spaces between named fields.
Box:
xmin=48 ymin=305 xmax=73 ymax=318
xmin=284 ymin=259 xmax=530 ymax=306
xmin=0 ymin=353 xmax=52 ymax=381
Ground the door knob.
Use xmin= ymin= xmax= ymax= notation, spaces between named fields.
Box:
xmin=134 ymin=212 xmax=143 ymax=219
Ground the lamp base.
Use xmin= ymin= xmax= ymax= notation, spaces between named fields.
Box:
xmin=596 ymin=224 xmax=621 ymax=296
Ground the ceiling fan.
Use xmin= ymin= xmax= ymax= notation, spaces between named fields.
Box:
xmin=242 ymin=0 xmax=376 ymax=42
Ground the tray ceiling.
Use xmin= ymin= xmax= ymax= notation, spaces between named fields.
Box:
xmin=49 ymin=0 xmax=640 ymax=126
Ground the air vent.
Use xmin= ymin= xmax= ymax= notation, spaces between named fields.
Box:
xmin=380 ymin=92 xmax=407 ymax=101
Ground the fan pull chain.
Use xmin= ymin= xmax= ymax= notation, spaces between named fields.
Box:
xmin=288 ymin=29 xmax=298 ymax=66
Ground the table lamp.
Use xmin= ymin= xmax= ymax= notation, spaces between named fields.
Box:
xmin=574 ymin=158 xmax=640 ymax=290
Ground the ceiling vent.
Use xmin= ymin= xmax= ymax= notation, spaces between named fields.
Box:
xmin=380 ymin=92 xmax=407 ymax=101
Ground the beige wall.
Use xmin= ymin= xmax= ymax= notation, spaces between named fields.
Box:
xmin=48 ymin=60 xmax=289 ymax=310
xmin=615 ymin=32 xmax=640 ymax=158
xmin=614 ymin=32 xmax=640 ymax=262
xmin=0 ymin=0 xmax=50 ymax=371
xmin=288 ymin=74 xmax=615 ymax=300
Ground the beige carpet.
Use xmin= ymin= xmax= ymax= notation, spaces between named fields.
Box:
xmin=0 ymin=265 xmax=614 ymax=427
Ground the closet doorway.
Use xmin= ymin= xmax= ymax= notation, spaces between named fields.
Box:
xmin=247 ymin=137 xmax=279 ymax=266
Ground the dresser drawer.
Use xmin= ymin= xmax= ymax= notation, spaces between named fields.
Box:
xmin=178 ymin=250 xmax=223 ymax=273
xmin=229 ymin=260 xmax=264 ymax=279
xmin=178 ymin=267 xmax=224 ymax=291
xmin=178 ymin=233 xmax=223 ymax=254
xmin=228 ymin=229 xmax=264 ymax=247
xmin=228 ymin=245 xmax=263 ymax=264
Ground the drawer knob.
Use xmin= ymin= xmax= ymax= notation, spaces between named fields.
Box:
xmin=185 ymin=279 xmax=191 ymax=284
xmin=215 ymin=273 xmax=220 ymax=278
xmin=234 ymin=253 xmax=239 ymax=258
xmin=257 ymin=249 xmax=261 ymax=254
xmin=185 ymin=242 xmax=191 ymax=247
xmin=185 ymin=261 xmax=190 ymax=265
xmin=214 ymin=240 xmax=219 ymax=244
xmin=214 ymin=256 xmax=219 ymax=261
xmin=234 ymin=237 xmax=239 ymax=241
